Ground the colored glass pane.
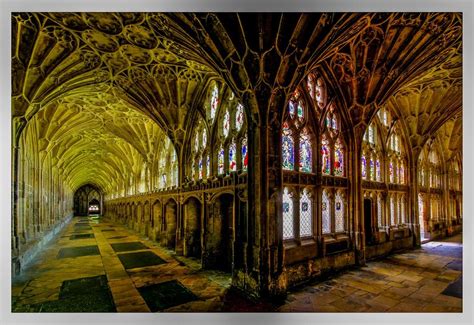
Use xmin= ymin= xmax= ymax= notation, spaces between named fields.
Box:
xmin=361 ymin=156 xmax=367 ymax=179
xmin=206 ymin=155 xmax=210 ymax=178
xmin=283 ymin=188 xmax=294 ymax=240
xmin=334 ymin=139 xmax=344 ymax=176
xmin=236 ymin=103 xmax=244 ymax=131
xmin=282 ymin=128 xmax=295 ymax=170
xmin=300 ymin=189 xmax=312 ymax=237
xmin=389 ymin=161 xmax=394 ymax=183
xmin=242 ymin=136 xmax=248 ymax=171
xmin=321 ymin=137 xmax=330 ymax=175
xmin=369 ymin=158 xmax=375 ymax=180
xmin=377 ymin=195 xmax=383 ymax=227
xmin=299 ymin=133 xmax=312 ymax=173
xmin=218 ymin=146 xmax=225 ymax=174
xmin=376 ymin=160 xmax=381 ymax=181
xmin=223 ymin=110 xmax=230 ymax=138
xmin=202 ymin=129 xmax=207 ymax=148
xmin=210 ymin=85 xmax=219 ymax=122
xmin=297 ymin=100 xmax=304 ymax=119
xmin=198 ymin=158 xmax=203 ymax=179
xmin=229 ymin=141 xmax=237 ymax=172
xmin=288 ymin=101 xmax=295 ymax=118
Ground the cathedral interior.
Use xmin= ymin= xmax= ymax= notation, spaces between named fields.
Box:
xmin=10 ymin=13 xmax=463 ymax=313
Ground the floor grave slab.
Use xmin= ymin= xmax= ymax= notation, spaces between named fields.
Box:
xmin=69 ymin=233 xmax=95 ymax=240
xmin=441 ymin=276 xmax=462 ymax=298
xmin=32 ymin=275 xmax=115 ymax=312
xmin=111 ymin=241 xmax=148 ymax=252
xmin=57 ymin=245 xmax=100 ymax=259
xmin=117 ymin=251 xmax=166 ymax=269
xmin=138 ymin=280 xmax=198 ymax=312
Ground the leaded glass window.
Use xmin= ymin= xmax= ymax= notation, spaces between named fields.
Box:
xmin=321 ymin=136 xmax=331 ymax=175
xmin=322 ymin=190 xmax=331 ymax=234
xmin=297 ymin=100 xmax=304 ymax=119
xmin=389 ymin=161 xmax=394 ymax=183
xmin=288 ymin=100 xmax=296 ymax=118
xmin=376 ymin=159 xmax=381 ymax=181
xmin=299 ymin=132 xmax=312 ymax=173
xmin=283 ymin=188 xmax=294 ymax=240
xmin=236 ymin=103 xmax=244 ymax=131
xmin=229 ymin=141 xmax=237 ymax=172
xmin=369 ymin=158 xmax=375 ymax=180
xmin=299 ymin=189 xmax=312 ymax=237
xmin=401 ymin=197 xmax=405 ymax=224
xmin=210 ymin=84 xmax=219 ymax=122
xmin=334 ymin=139 xmax=344 ymax=177
xmin=218 ymin=146 xmax=225 ymax=175
xmin=198 ymin=158 xmax=203 ymax=179
xmin=335 ymin=191 xmax=345 ymax=232
xmin=361 ymin=155 xmax=367 ymax=179
xmin=368 ymin=125 xmax=374 ymax=144
xmin=307 ymin=73 xmax=315 ymax=99
xmin=202 ymin=128 xmax=207 ymax=148
xmin=282 ymin=125 xmax=295 ymax=170
xmin=242 ymin=136 xmax=248 ymax=171
xmin=206 ymin=155 xmax=210 ymax=178
xmin=223 ymin=110 xmax=230 ymax=138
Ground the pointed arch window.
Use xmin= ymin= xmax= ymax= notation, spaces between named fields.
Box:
xmin=377 ymin=194 xmax=383 ymax=228
xmin=218 ymin=145 xmax=225 ymax=175
xmin=335 ymin=191 xmax=345 ymax=233
xmin=236 ymin=104 xmax=244 ymax=132
xmin=321 ymin=136 xmax=331 ymax=175
xmin=334 ymin=138 xmax=344 ymax=177
xmin=223 ymin=110 xmax=230 ymax=138
xmin=281 ymin=90 xmax=314 ymax=173
xmin=210 ymin=83 xmax=219 ymax=122
xmin=242 ymin=135 xmax=248 ymax=172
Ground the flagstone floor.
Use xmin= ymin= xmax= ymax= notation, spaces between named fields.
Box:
xmin=12 ymin=217 xmax=462 ymax=313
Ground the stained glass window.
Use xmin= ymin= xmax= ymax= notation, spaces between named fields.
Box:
xmin=242 ymin=136 xmax=248 ymax=171
xmin=198 ymin=158 xmax=203 ymax=179
xmin=288 ymin=100 xmax=296 ymax=118
xmin=202 ymin=128 xmax=207 ymax=148
xmin=192 ymin=161 xmax=196 ymax=180
xmin=300 ymin=189 xmax=312 ymax=237
xmin=307 ymin=74 xmax=315 ymax=99
xmin=229 ymin=141 xmax=237 ymax=172
xmin=297 ymin=100 xmax=304 ymax=119
xmin=315 ymin=78 xmax=325 ymax=109
xmin=194 ymin=134 xmax=199 ymax=153
xmin=390 ymin=196 xmax=395 ymax=226
xmin=377 ymin=195 xmax=383 ymax=228
xmin=368 ymin=125 xmax=374 ymax=144
xmin=282 ymin=126 xmax=295 ymax=171
xmin=335 ymin=191 xmax=345 ymax=232
xmin=206 ymin=155 xmax=210 ymax=178
xmin=399 ymin=165 xmax=404 ymax=184
xmin=395 ymin=135 xmax=399 ymax=153
xmin=223 ymin=110 xmax=230 ymax=138
xmin=299 ymin=132 xmax=312 ymax=173
xmin=210 ymin=84 xmax=219 ymax=122
xmin=334 ymin=139 xmax=344 ymax=176
xmin=376 ymin=159 xmax=381 ymax=181
xmin=361 ymin=155 xmax=367 ymax=179
xmin=369 ymin=158 xmax=375 ymax=180
xmin=236 ymin=103 xmax=244 ymax=131
xmin=389 ymin=161 xmax=394 ymax=183
xmin=283 ymin=188 xmax=294 ymax=240
xmin=321 ymin=136 xmax=331 ymax=175
xmin=322 ymin=190 xmax=331 ymax=234
xmin=162 ymin=174 xmax=167 ymax=188
xmin=218 ymin=146 xmax=225 ymax=175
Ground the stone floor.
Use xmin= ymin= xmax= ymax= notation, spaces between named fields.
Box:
xmin=12 ymin=217 xmax=463 ymax=313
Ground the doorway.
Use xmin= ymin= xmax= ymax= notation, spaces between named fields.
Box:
xmin=364 ymin=198 xmax=373 ymax=245
xmin=88 ymin=199 xmax=100 ymax=215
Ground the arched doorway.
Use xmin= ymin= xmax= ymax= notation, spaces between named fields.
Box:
xmin=183 ymin=197 xmax=202 ymax=259
xmin=73 ymin=184 xmax=102 ymax=216
xmin=204 ymin=193 xmax=234 ymax=272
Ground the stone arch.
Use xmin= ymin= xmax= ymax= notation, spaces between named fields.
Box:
xmin=203 ymin=192 xmax=234 ymax=272
xmin=183 ymin=196 xmax=202 ymax=259
xmin=163 ymin=198 xmax=178 ymax=249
